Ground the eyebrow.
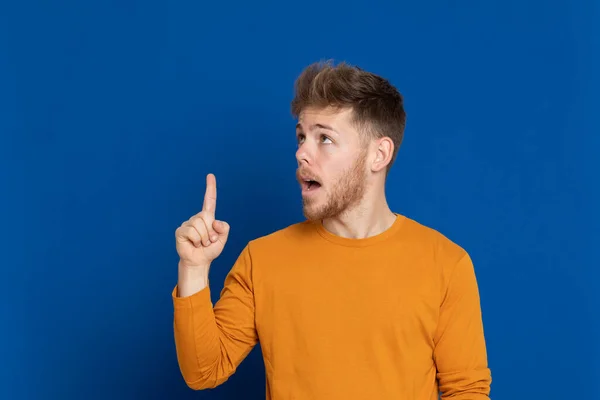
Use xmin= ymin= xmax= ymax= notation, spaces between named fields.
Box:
xmin=296 ymin=123 xmax=338 ymax=134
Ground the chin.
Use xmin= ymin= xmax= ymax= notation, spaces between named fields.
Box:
xmin=301 ymin=205 xmax=317 ymax=221
xmin=302 ymin=201 xmax=340 ymax=222
xmin=301 ymin=201 xmax=322 ymax=221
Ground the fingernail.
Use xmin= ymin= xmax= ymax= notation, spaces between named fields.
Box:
xmin=211 ymin=235 xmax=218 ymax=242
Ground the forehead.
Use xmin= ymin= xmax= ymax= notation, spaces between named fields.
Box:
xmin=297 ymin=107 xmax=355 ymax=132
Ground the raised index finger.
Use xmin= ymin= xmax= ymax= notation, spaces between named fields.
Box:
xmin=203 ymin=173 xmax=217 ymax=215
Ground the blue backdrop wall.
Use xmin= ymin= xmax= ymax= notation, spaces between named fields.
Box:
xmin=1 ymin=1 xmax=598 ymax=399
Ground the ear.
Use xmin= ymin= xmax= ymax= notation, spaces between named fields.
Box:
xmin=370 ymin=137 xmax=394 ymax=173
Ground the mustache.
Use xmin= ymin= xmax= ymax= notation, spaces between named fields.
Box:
xmin=296 ymin=168 xmax=321 ymax=182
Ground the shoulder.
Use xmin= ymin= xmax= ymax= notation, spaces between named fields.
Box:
xmin=398 ymin=215 xmax=478 ymax=293
xmin=399 ymin=215 xmax=469 ymax=264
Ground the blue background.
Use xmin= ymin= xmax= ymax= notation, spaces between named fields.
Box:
xmin=1 ymin=1 xmax=598 ymax=399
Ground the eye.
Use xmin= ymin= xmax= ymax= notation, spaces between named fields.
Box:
xmin=320 ymin=135 xmax=332 ymax=144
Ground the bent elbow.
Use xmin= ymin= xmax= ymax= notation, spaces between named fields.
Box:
xmin=184 ymin=377 xmax=218 ymax=391
xmin=180 ymin=362 xmax=234 ymax=391
xmin=438 ymin=367 xmax=492 ymax=399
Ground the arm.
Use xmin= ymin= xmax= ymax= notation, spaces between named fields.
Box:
xmin=172 ymin=245 xmax=258 ymax=389
xmin=433 ymin=252 xmax=492 ymax=399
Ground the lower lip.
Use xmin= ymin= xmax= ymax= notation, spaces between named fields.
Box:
xmin=302 ymin=184 xmax=322 ymax=196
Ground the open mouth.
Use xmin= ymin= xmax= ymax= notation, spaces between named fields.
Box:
xmin=302 ymin=179 xmax=322 ymax=192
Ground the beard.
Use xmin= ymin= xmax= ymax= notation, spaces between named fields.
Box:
xmin=301 ymin=149 xmax=368 ymax=221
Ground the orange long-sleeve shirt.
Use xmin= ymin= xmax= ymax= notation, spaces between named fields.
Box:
xmin=172 ymin=214 xmax=491 ymax=399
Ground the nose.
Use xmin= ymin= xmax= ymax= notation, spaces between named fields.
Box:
xmin=295 ymin=142 xmax=313 ymax=166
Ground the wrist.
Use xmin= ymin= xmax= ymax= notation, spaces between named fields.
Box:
xmin=177 ymin=262 xmax=210 ymax=297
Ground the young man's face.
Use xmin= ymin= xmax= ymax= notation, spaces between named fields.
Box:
xmin=295 ymin=107 xmax=370 ymax=221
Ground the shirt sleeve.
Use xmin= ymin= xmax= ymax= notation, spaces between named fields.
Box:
xmin=172 ymin=244 xmax=258 ymax=389
xmin=433 ymin=252 xmax=492 ymax=399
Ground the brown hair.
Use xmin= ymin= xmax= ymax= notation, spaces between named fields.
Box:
xmin=291 ymin=60 xmax=407 ymax=172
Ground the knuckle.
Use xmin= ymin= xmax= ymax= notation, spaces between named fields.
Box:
xmin=180 ymin=227 xmax=192 ymax=238
xmin=198 ymin=213 xmax=209 ymax=223
xmin=194 ymin=222 xmax=207 ymax=235
xmin=190 ymin=216 xmax=203 ymax=227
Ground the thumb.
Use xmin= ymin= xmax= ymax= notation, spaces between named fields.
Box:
xmin=213 ymin=220 xmax=230 ymax=237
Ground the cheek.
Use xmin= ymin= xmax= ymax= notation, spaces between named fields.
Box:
xmin=322 ymin=162 xmax=348 ymax=184
xmin=318 ymin=148 xmax=354 ymax=181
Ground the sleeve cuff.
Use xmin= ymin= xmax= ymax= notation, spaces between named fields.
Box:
xmin=172 ymin=284 xmax=213 ymax=310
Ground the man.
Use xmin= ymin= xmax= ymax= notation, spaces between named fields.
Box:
xmin=172 ymin=61 xmax=492 ymax=399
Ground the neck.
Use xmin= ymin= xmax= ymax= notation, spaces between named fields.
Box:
xmin=321 ymin=186 xmax=397 ymax=239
